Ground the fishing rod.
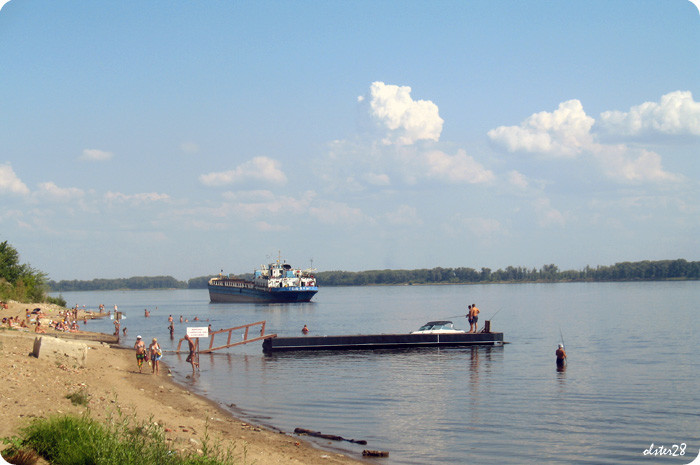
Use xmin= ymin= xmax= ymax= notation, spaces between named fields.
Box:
xmin=558 ymin=325 xmax=569 ymax=365
xmin=489 ymin=307 xmax=504 ymax=320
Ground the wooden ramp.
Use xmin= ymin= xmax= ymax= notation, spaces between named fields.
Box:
xmin=176 ymin=320 xmax=276 ymax=354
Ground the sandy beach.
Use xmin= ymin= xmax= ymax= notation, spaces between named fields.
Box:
xmin=0 ymin=301 xmax=367 ymax=464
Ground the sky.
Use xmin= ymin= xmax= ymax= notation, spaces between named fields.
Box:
xmin=1 ymin=1 xmax=699 ymax=281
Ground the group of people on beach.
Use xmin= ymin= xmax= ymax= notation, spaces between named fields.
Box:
xmin=133 ymin=335 xmax=163 ymax=374
xmin=131 ymin=312 xmax=201 ymax=376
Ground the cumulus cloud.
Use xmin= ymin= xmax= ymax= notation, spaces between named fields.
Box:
xmin=362 ymin=172 xmax=391 ymax=186
xmin=590 ymin=144 xmax=683 ymax=183
xmin=199 ymin=156 xmax=287 ymax=186
xmin=488 ymin=99 xmax=594 ymax=158
xmin=598 ymin=90 xmax=700 ymax=137
xmin=309 ymin=200 xmax=370 ymax=225
xmin=364 ymin=81 xmax=444 ymax=146
xmin=0 ymin=163 xmax=30 ymax=195
xmin=422 ymin=149 xmax=494 ymax=184
xmin=507 ymin=170 xmax=529 ymax=189
xmin=488 ymin=96 xmax=683 ymax=183
xmin=36 ymin=182 xmax=85 ymax=202
xmin=104 ymin=191 xmax=171 ymax=204
xmin=533 ymin=197 xmax=566 ymax=227
xmin=80 ymin=148 xmax=113 ymax=161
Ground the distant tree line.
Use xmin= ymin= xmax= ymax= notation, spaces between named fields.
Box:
xmin=49 ymin=276 xmax=189 ymax=292
xmin=47 ymin=259 xmax=699 ymax=292
xmin=315 ymin=259 xmax=700 ymax=286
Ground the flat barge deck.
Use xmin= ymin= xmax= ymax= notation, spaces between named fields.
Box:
xmin=262 ymin=331 xmax=504 ymax=353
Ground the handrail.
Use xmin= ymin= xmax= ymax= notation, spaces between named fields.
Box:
xmin=175 ymin=320 xmax=276 ymax=353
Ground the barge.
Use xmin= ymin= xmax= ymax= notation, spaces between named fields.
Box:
xmin=262 ymin=320 xmax=503 ymax=353
xmin=209 ymin=257 xmax=318 ymax=303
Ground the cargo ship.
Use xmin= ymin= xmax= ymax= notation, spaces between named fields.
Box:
xmin=208 ymin=258 xmax=318 ymax=303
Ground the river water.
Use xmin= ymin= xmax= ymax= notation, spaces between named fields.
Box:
xmin=54 ymin=281 xmax=700 ymax=464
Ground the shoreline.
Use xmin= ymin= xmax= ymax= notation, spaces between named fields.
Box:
xmin=0 ymin=301 xmax=367 ymax=464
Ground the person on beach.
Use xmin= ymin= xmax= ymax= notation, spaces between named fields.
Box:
xmin=468 ymin=304 xmax=480 ymax=333
xmin=184 ymin=334 xmax=199 ymax=374
xmin=34 ymin=320 xmax=45 ymax=333
xmin=556 ymin=343 xmax=567 ymax=368
xmin=149 ymin=337 xmax=162 ymax=375
xmin=134 ymin=336 xmax=147 ymax=373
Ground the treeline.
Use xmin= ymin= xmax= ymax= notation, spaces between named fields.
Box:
xmin=0 ymin=240 xmax=65 ymax=306
xmin=315 ymin=259 xmax=700 ymax=286
xmin=49 ymin=276 xmax=189 ymax=292
xmin=47 ymin=259 xmax=699 ymax=291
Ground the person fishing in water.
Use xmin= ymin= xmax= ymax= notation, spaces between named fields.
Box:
xmin=556 ymin=343 xmax=567 ymax=368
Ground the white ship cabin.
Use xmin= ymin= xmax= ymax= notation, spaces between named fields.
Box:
xmin=253 ymin=262 xmax=317 ymax=288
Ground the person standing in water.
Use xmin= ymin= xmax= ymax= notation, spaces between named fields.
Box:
xmin=556 ymin=343 xmax=567 ymax=368
xmin=184 ymin=334 xmax=199 ymax=374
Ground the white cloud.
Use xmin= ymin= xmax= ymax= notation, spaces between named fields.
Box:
xmin=598 ymin=91 xmax=700 ymax=137
xmin=309 ymin=200 xmax=370 ymax=225
xmin=507 ymin=170 xmax=529 ymax=189
xmin=487 ymin=99 xmax=594 ymax=158
xmin=383 ymin=205 xmax=422 ymax=226
xmin=445 ymin=214 xmax=505 ymax=239
xmin=0 ymin=163 xmax=30 ymax=195
xmin=180 ymin=142 xmax=200 ymax=154
xmin=364 ymin=81 xmax=444 ymax=146
xmin=533 ymin=197 xmax=566 ymax=227
xmin=362 ymin=172 xmax=391 ymax=186
xmin=590 ymin=144 xmax=683 ymax=183
xmin=36 ymin=182 xmax=84 ymax=202
xmin=80 ymin=148 xmax=113 ymax=161
xmin=422 ymin=149 xmax=494 ymax=183
xmin=227 ymin=190 xmax=315 ymax=218
xmin=0 ymin=1 xmax=12 ymax=14
xmin=104 ymin=191 xmax=171 ymax=204
xmin=199 ymin=156 xmax=287 ymax=186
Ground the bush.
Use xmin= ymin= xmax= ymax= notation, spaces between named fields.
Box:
xmin=2 ymin=412 xmax=244 ymax=465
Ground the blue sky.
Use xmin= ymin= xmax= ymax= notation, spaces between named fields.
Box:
xmin=1 ymin=1 xmax=698 ymax=281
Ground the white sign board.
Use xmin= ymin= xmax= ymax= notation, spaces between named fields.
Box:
xmin=187 ymin=327 xmax=209 ymax=338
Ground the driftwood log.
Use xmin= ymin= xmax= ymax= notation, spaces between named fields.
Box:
xmin=294 ymin=427 xmax=368 ymax=445
xmin=363 ymin=450 xmax=389 ymax=457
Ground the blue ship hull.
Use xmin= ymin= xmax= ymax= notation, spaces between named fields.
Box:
xmin=208 ymin=284 xmax=318 ymax=303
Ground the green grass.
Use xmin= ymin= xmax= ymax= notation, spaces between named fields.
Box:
xmin=65 ymin=388 xmax=90 ymax=406
xmin=2 ymin=411 xmax=247 ymax=465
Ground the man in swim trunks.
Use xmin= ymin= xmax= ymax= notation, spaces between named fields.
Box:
xmin=185 ymin=334 xmax=199 ymax=374
xmin=134 ymin=335 xmax=146 ymax=373
xmin=468 ymin=304 xmax=480 ymax=333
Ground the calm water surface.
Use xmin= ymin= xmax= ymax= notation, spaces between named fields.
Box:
xmin=55 ymin=282 xmax=700 ymax=464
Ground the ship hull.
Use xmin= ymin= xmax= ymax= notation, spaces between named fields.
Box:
xmin=208 ymin=284 xmax=318 ymax=303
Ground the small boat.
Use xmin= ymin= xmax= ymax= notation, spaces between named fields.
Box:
xmin=262 ymin=321 xmax=503 ymax=353
xmin=208 ymin=258 xmax=318 ymax=303
xmin=411 ymin=320 xmax=465 ymax=334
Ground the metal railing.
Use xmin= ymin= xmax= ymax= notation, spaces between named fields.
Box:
xmin=176 ymin=320 xmax=276 ymax=354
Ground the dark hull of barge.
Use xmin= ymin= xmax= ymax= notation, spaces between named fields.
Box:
xmin=262 ymin=332 xmax=504 ymax=353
